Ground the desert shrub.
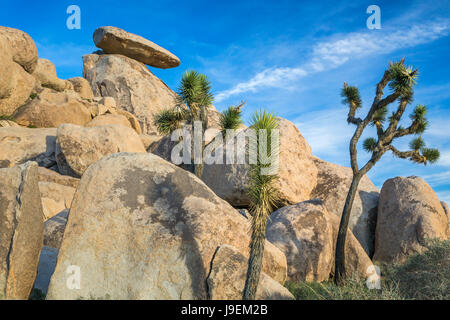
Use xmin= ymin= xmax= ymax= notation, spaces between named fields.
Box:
xmin=383 ymin=238 xmax=450 ymax=300
xmin=287 ymin=239 xmax=450 ymax=300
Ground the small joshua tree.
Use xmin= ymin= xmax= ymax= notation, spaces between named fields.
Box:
xmin=219 ymin=101 xmax=245 ymax=135
xmin=243 ymin=110 xmax=280 ymax=300
xmin=153 ymin=70 xmax=214 ymax=177
xmin=335 ymin=58 xmax=440 ymax=284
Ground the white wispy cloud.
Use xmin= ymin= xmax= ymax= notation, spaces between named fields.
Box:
xmin=216 ymin=20 xmax=450 ymax=102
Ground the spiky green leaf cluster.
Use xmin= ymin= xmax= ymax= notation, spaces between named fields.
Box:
xmin=409 ymin=136 xmax=425 ymax=151
xmin=178 ymin=70 xmax=214 ymax=111
xmin=153 ymin=107 xmax=188 ymax=135
xmin=371 ymin=106 xmax=388 ymax=126
xmin=409 ymin=105 xmax=429 ymax=134
xmin=421 ymin=148 xmax=440 ymax=164
xmin=341 ymin=85 xmax=362 ymax=109
xmin=388 ymin=61 xmax=417 ymax=99
xmin=219 ymin=104 xmax=243 ymax=133
xmin=362 ymin=137 xmax=377 ymax=152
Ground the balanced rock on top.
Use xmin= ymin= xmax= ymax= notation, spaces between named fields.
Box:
xmin=93 ymin=26 xmax=180 ymax=69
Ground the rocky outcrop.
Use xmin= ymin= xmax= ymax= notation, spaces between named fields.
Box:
xmin=83 ymin=53 xmax=178 ymax=135
xmin=93 ymin=26 xmax=180 ymax=68
xmin=13 ymin=89 xmax=92 ymax=128
xmin=38 ymin=181 xmax=75 ymax=221
xmin=55 ymin=124 xmax=146 ymax=177
xmin=207 ymin=245 xmax=294 ymax=300
xmin=38 ymin=167 xmax=79 ymax=189
xmin=67 ymin=77 xmax=94 ymax=100
xmin=44 ymin=210 xmax=69 ymax=249
xmin=0 ymin=162 xmax=44 ymax=299
xmin=374 ymin=176 xmax=449 ymax=263
xmin=46 ymin=153 xmax=287 ymax=300
xmin=0 ymin=127 xmax=57 ymax=168
xmin=0 ymin=39 xmax=14 ymax=99
xmin=0 ymin=61 xmax=36 ymax=116
xmin=267 ymin=200 xmax=373 ymax=282
xmin=32 ymin=59 xmax=71 ymax=92
xmin=310 ymin=157 xmax=379 ymax=256
xmin=201 ymin=117 xmax=318 ymax=207
xmin=0 ymin=26 xmax=38 ymax=73
xmin=85 ymin=113 xmax=133 ymax=130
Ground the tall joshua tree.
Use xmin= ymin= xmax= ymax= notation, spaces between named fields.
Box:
xmin=153 ymin=70 xmax=214 ymax=177
xmin=243 ymin=110 xmax=280 ymax=300
xmin=335 ymin=58 xmax=440 ymax=284
xmin=219 ymin=101 xmax=245 ymax=135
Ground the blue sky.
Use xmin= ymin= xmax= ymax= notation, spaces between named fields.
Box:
xmin=2 ymin=0 xmax=450 ymax=201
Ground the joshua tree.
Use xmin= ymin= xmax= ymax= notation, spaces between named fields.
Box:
xmin=243 ymin=110 xmax=280 ymax=300
xmin=335 ymin=58 xmax=440 ymax=284
xmin=219 ymin=101 xmax=245 ymax=135
xmin=153 ymin=70 xmax=214 ymax=177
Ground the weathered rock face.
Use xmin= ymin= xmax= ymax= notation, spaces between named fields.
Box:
xmin=207 ymin=245 xmax=294 ymax=300
xmin=85 ymin=113 xmax=133 ymax=130
xmin=93 ymin=26 xmax=180 ymax=68
xmin=38 ymin=167 xmax=79 ymax=189
xmin=83 ymin=53 xmax=178 ymax=135
xmin=0 ymin=26 xmax=38 ymax=73
xmin=0 ymin=62 xmax=36 ymax=116
xmin=0 ymin=162 xmax=44 ymax=299
xmin=67 ymin=77 xmax=94 ymax=100
xmin=38 ymin=181 xmax=75 ymax=221
xmin=0 ymin=127 xmax=57 ymax=168
xmin=46 ymin=153 xmax=286 ymax=300
xmin=55 ymin=124 xmax=146 ymax=177
xmin=201 ymin=117 xmax=318 ymax=207
xmin=13 ymin=89 xmax=92 ymax=128
xmin=44 ymin=210 xmax=69 ymax=249
xmin=267 ymin=200 xmax=373 ymax=282
xmin=0 ymin=40 xmax=14 ymax=99
xmin=373 ymin=176 xmax=449 ymax=263
xmin=32 ymin=59 xmax=70 ymax=92
xmin=266 ymin=200 xmax=335 ymax=282
xmin=310 ymin=157 xmax=379 ymax=257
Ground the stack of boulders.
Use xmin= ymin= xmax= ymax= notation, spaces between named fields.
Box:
xmin=0 ymin=25 xmax=448 ymax=300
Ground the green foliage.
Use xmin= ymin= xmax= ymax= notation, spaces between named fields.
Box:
xmin=341 ymin=85 xmax=362 ymax=109
xmin=244 ymin=110 xmax=281 ymax=299
xmin=286 ymin=278 xmax=402 ymax=300
xmin=219 ymin=104 xmax=244 ymax=133
xmin=409 ymin=136 xmax=425 ymax=151
xmin=0 ymin=114 xmax=15 ymax=121
xmin=410 ymin=105 xmax=429 ymax=134
xmin=288 ymin=239 xmax=450 ymax=300
xmin=178 ymin=70 xmax=214 ymax=112
xmin=362 ymin=137 xmax=377 ymax=152
xmin=371 ymin=106 xmax=388 ymax=126
xmin=154 ymin=70 xmax=214 ymax=136
xmin=421 ymin=148 xmax=440 ymax=164
xmin=153 ymin=107 xmax=188 ymax=135
xmin=383 ymin=239 xmax=450 ymax=300
xmin=29 ymin=92 xmax=38 ymax=100
xmin=388 ymin=61 xmax=417 ymax=98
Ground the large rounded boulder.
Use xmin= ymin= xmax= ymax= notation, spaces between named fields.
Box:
xmin=55 ymin=124 xmax=146 ymax=177
xmin=0 ymin=26 xmax=38 ymax=73
xmin=46 ymin=153 xmax=287 ymax=300
xmin=373 ymin=176 xmax=449 ymax=263
xmin=267 ymin=199 xmax=374 ymax=282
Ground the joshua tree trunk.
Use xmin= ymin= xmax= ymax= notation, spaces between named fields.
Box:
xmin=194 ymin=105 xmax=208 ymax=178
xmin=334 ymin=172 xmax=362 ymax=284
xmin=243 ymin=230 xmax=266 ymax=300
